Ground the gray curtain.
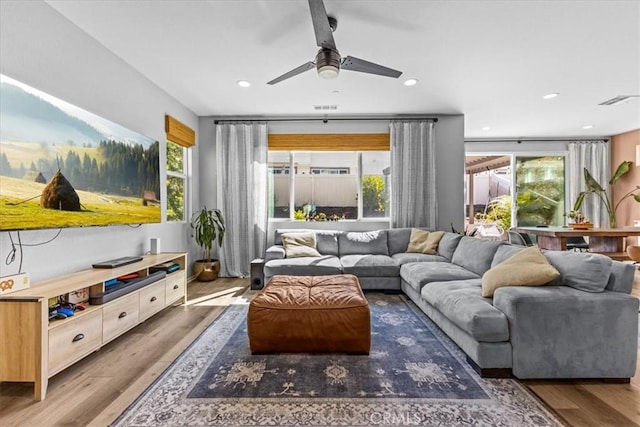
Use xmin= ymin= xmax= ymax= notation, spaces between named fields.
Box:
xmin=216 ymin=122 xmax=268 ymax=277
xmin=390 ymin=121 xmax=437 ymax=228
xmin=567 ymin=140 xmax=610 ymax=227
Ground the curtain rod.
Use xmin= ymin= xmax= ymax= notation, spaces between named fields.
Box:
xmin=213 ymin=116 xmax=438 ymax=125
xmin=465 ymin=137 xmax=609 ymax=143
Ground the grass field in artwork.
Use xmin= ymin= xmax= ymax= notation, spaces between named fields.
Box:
xmin=0 ymin=176 xmax=160 ymax=231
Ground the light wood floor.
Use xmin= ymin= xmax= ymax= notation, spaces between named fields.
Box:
xmin=0 ymin=272 xmax=638 ymax=427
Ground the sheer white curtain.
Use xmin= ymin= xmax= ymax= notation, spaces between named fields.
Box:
xmin=567 ymin=140 xmax=610 ymax=227
xmin=390 ymin=121 xmax=437 ymax=228
xmin=216 ymin=122 xmax=268 ymax=277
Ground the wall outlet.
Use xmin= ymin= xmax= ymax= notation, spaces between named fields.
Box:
xmin=0 ymin=273 xmax=30 ymax=295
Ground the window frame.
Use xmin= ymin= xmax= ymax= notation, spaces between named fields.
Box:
xmin=165 ymin=140 xmax=189 ymax=223
xmin=268 ymin=150 xmax=390 ymax=221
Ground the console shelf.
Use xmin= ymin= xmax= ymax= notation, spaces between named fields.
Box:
xmin=0 ymin=252 xmax=187 ymax=400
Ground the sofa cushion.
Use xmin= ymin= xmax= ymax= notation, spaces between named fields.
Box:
xmin=400 ymin=262 xmax=480 ymax=293
xmin=421 ymin=279 xmax=509 ymax=342
xmin=491 ymin=244 xmax=525 ymax=267
xmin=392 ymin=253 xmax=448 ymax=265
xmin=387 ymin=227 xmax=418 ymax=255
xmin=275 ymin=229 xmax=340 ymax=256
xmin=451 ymin=237 xmax=504 ymax=276
xmin=281 ymin=232 xmax=321 ymax=258
xmin=482 ymin=246 xmax=560 ymax=297
xmin=407 ymin=229 xmax=444 ymax=254
xmin=265 ymin=245 xmax=286 ymax=262
xmin=606 ymin=261 xmax=636 ymax=294
xmin=339 ymin=230 xmax=389 ymax=256
xmin=437 ymin=232 xmax=463 ymax=261
xmin=340 ymin=255 xmax=400 ymax=277
xmin=264 ymin=255 xmax=342 ymax=278
xmin=544 ymin=251 xmax=613 ymax=293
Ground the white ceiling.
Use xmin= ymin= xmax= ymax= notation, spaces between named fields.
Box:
xmin=46 ymin=0 xmax=640 ymax=139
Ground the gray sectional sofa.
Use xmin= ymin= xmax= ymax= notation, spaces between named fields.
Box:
xmin=263 ymin=228 xmax=639 ymax=380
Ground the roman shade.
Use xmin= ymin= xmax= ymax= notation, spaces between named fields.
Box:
xmin=165 ymin=115 xmax=195 ymax=147
xmin=268 ymin=133 xmax=389 ymax=151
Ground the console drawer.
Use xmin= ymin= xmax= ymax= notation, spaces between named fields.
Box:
xmin=165 ymin=273 xmax=185 ymax=304
xmin=139 ymin=279 xmax=166 ymax=320
xmin=103 ymin=293 xmax=139 ymax=343
xmin=48 ymin=309 xmax=103 ymax=375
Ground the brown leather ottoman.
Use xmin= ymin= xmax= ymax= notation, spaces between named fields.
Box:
xmin=247 ymin=274 xmax=370 ymax=354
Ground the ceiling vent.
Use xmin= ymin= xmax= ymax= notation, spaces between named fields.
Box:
xmin=598 ymin=95 xmax=640 ymax=106
xmin=313 ymin=105 xmax=338 ymax=111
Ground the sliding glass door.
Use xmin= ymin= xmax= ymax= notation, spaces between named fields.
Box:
xmin=514 ymin=156 xmax=565 ymax=226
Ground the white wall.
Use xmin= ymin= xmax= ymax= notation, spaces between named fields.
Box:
xmin=199 ymin=115 xmax=466 ymax=245
xmin=0 ymin=0 xmax=200 ymax=282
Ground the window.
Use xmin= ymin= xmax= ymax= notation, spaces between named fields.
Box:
xmin=515 ymin=156 xmax=565 ymax=226
xmin=310 ymin=167 xmax=350 ymax=175
xmin=268 ymin=152 xmax=291 ymax=218
xmin=166 ymin=141 xmax=187 ymax=221
xmin=268 ymin=150 xmax=390 ymax=220
xmin=362 ymin=152 xmax=390 ymax=218
xmin=295 ymin=152 xmax=358 ymax=220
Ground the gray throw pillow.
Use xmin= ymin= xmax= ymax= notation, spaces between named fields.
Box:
xmin=544 ymin=251 xmax=612 ymax=293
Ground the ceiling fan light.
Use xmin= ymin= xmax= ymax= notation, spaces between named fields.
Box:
xmin=316 ymin=48 xmax=341 ymax=80
xmin=318 ymin=65 xmax=339 ymax=79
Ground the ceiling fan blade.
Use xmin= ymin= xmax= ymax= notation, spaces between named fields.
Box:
xmin=308 ymin=0 xmax=336 ymax=50
xmin=341 ymin=56 xmax=402 ymax=78
xmin=267 ymin=61 xmax=316 ymax=85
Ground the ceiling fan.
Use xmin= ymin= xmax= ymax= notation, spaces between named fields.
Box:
xmin=267 ymin=0 xmax=402 ymax=85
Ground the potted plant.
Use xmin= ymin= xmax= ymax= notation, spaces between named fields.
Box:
xmin=572 ymin=161 xmax=640 ymax=228
xmin=190 ymin=206 xmax=225 ymax=281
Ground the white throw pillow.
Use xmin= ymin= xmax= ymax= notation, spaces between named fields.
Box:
xmin=281 ymin=232 xmax=321 ymax=258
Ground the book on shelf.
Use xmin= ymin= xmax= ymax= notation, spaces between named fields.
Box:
xmin=150 ymin=262 xmax=180 ymax=274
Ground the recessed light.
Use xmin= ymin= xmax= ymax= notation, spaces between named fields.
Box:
xmin=404 ymin=78 xmax=418 ymax=86
xmin=237 ymin=80 xmax=251 ymax=88
xmin=582 ymin=125 xmax=594 ymax=129
xmin=482 ymin=126 xmax=491 ymax=131
xmin=331 ymin=90 xmax=340 ymax=94
xmin=543 ymin=92 xmax=559 ymax=99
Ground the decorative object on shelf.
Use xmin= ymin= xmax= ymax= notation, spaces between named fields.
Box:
xmin=564 ymin=210 xmax=593 ymax=229
xmin=190 ymin=206 xmax=225 ymax=281
xmin=572 ymin=161 xmax=640 ymax=228
xmin=568 ymin=222 xmax=593 ymax=230
xmin=627 ymin=245 xmax=640 ymax=263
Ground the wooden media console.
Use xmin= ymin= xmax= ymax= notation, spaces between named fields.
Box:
xmin=0 ymin=253 xmax=187 ymax=400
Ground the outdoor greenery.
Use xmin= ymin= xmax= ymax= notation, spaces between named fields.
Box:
xmin=476 ymin=195 xmax=511 ymax=231
xmin=515 ymin=159 xmax=564 ymax=226
xmin=166 ymin=142 xmax=184 ymax=221
xmin=362 ymin=175 xmax=386 ymax=215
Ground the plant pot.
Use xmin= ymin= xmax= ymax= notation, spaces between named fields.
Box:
xmin=193 ymin=259 xmax=220 ymax=281
xmin=627 ymin=246 xmax=640 ymax=263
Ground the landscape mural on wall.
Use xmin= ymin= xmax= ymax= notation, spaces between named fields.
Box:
xmin=0 ymin=74 xmax=160 ymax=231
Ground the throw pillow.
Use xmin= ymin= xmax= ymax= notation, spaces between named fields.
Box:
xmin=481 ymin=246 xmax=560 ymax=297
xmin=406 ymin=229 xmax=444 ymax=255
xmin=281 ymin=232 xmax=321 ymax=258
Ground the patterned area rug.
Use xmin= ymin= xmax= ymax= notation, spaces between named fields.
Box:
xmin=114 ymin=293 xmax=561 ymax=426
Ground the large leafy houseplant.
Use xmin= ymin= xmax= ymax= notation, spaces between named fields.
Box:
xmin=573 ymin=161 xmax=640 ymax=228
xmin=190 ymin=206 xmax=225 ymax=281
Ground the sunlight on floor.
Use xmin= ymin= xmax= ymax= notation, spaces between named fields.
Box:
xmin=183 ymin=286 xmax=246 ymax=307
